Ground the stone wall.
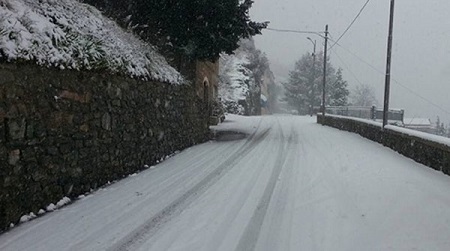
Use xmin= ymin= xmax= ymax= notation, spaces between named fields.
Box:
xmin=0 ymin=63 xmax=209 ymax=230
xmin=318 ymin=115 xmax=450 ymax=176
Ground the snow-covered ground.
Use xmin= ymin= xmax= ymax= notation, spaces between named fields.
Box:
xmin=0 ymin=0 xmax=182 ymax=83
xmin=2 ymin=115 xmax=450 ymax=250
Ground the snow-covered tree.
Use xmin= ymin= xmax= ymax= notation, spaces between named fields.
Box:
xmin=219 ymin=51 xmax=251 ymax=115
xmin=351 ymin=84 xmax=378 ymax=107
xmin=327 ymin=68 xmax=349 ymax=106
xmin=283 ymin=52 xmax=348 ymax=114
xmin=218 ymin=39 xmax=270 ymax=115
xmin=243 ymin=40 xmax=269 ymax=115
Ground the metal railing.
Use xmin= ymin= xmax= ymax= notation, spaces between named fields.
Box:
xmin=325 ymin=106 xmax=404 ymax=123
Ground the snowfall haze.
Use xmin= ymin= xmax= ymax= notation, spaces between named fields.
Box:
xmin=251 ymin=0 xmax=450 ymax=122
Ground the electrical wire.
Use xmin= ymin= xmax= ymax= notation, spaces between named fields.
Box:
xmin=329 ymin=0 xmax=371 ymax=51
xmin=329 ymin=38 xmax=450 ymax=116
xmin=265 ymin=28 xmax=325 ymax=38
xmin=264 ymin=25 xmax=450 ymax=116
xmin=329 ymin=46 xmax=364 ymax=86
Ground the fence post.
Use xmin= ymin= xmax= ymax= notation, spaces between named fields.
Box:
xmin=401 ymin=109 xmax=404 ymax=124
xmin=371 ymin=106 xmax=376 ymax=120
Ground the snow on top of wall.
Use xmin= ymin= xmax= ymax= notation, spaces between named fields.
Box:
xmin=326 ymin=114 xmax=450 ymax=147
xmin=0 ymin=0 xmax=183 ymax=84
xmin=326 ymin=114 xmax=383 ymax=128
xmin=386 ymin=125 xmax=450 ymax=147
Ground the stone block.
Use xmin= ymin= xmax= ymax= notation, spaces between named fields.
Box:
xmin=0 ymin=70 xmax=15 ymax=85
xmin=58 ymin=90 xmax=91 ymax=103
xmin=59 ymin=144 xmax=72 ymax=154
xmin=6 ymin=105 xmax=19 ymax=118
xmin=8 ymin=149 xmax=21 ymax=166
xmin=0 ymin=107 xmax=5 ymax=123
xmin=79 ymin=124 xmax=89 ymax=132
xmin=48 ymin=112 xmax=74 ymax=128
xmin=7 ymin=118 xmax=26 ymax=140
xmin=31 ymin=170 xmax=46 ymax=182
xmin=101 ymin=113 xmax=111 ymax=131
xmin=47 ymin=146 xmax=59 ymax=155
xmin=111 ymin=100 xmax=121 ymax=107
xmin=25 ymin=122 xmax=34 ymax=139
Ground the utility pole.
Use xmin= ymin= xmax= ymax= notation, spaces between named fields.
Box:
xmin=307 ymin=37 xmax=316 ymax=116
xmin=322 ymin=24 xmax=329 ymax=119
xmin=383 ymin=0 xmax=395 ymax=128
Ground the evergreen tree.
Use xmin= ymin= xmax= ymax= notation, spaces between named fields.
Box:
xmin=328 ymin=68 xmax=349 ymax=106
xmin=283 ymin=52 xmax=348 ymax=114
xmin=83 ymin=0 xmax=268 ymax=61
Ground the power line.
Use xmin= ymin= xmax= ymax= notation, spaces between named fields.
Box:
xmin=265 ymin=28 xmax=325 ymax=38
xmin=330 ymin=46 xmax=364 ymax=86
xmin=329 ymin=39 xmax=450 ymax=116
xmin=331 ymin=38 xmax=384 ymax=75
xmin=328 ymin=33 xmax=364 ymax=85
xmin=391 ymin=79 xmax=450 ymax=116
xmin=329 ymin=0 xmax=371 ymax=51
xmin=265 ymin=26 xmax=450 ymax=116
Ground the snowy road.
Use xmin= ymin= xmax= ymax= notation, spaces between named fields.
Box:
xmin=2 ymin=115 xmax=450 ymax=250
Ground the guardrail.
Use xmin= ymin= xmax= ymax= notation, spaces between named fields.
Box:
xmin=325 ymin=106 xmax=404 ymax=124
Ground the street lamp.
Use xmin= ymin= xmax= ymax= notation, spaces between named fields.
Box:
xmin=307 ymin=37 xmax=316 ymax=116
xmin=307 ymin=37 xmax=316 ymax=56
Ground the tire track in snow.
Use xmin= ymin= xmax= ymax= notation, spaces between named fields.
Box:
xmin=235 ymin=119 xmax=290 ymax=251
xmin=69 ymin=139 xmax=243 ymax=250
xmin=255 ymin=121 xmax=300 ymax=251
xmin=108 ymin=120 xmax=271 ymax=251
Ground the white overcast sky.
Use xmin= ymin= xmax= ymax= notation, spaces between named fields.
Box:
xmin=251 ymin=0 xmax=450 ymax=122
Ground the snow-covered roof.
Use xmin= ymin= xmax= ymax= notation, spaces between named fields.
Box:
xmin=404 ymin=118 xmax=432 ymax=127
xmin=0 ymin=0 xmax=183 ymax=84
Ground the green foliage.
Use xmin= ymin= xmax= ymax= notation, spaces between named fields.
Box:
xmin=284 ymin=52 xmax=349 ymax=114
xmin=83 ymin=0 xmax=268 ymax=61
xmin=59 ymin=29 xmax=108 ymax=70
xmin=327 ymin=68 xmax=349 ymax=106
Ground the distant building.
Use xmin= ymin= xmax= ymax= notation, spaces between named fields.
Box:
xmin=171 ymin=55 xmax=221 ymax=124
xmin=404 ymin=118 xmax=435 ymax=134
xmin=195 ymin=61 xmax=220 ymax=104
